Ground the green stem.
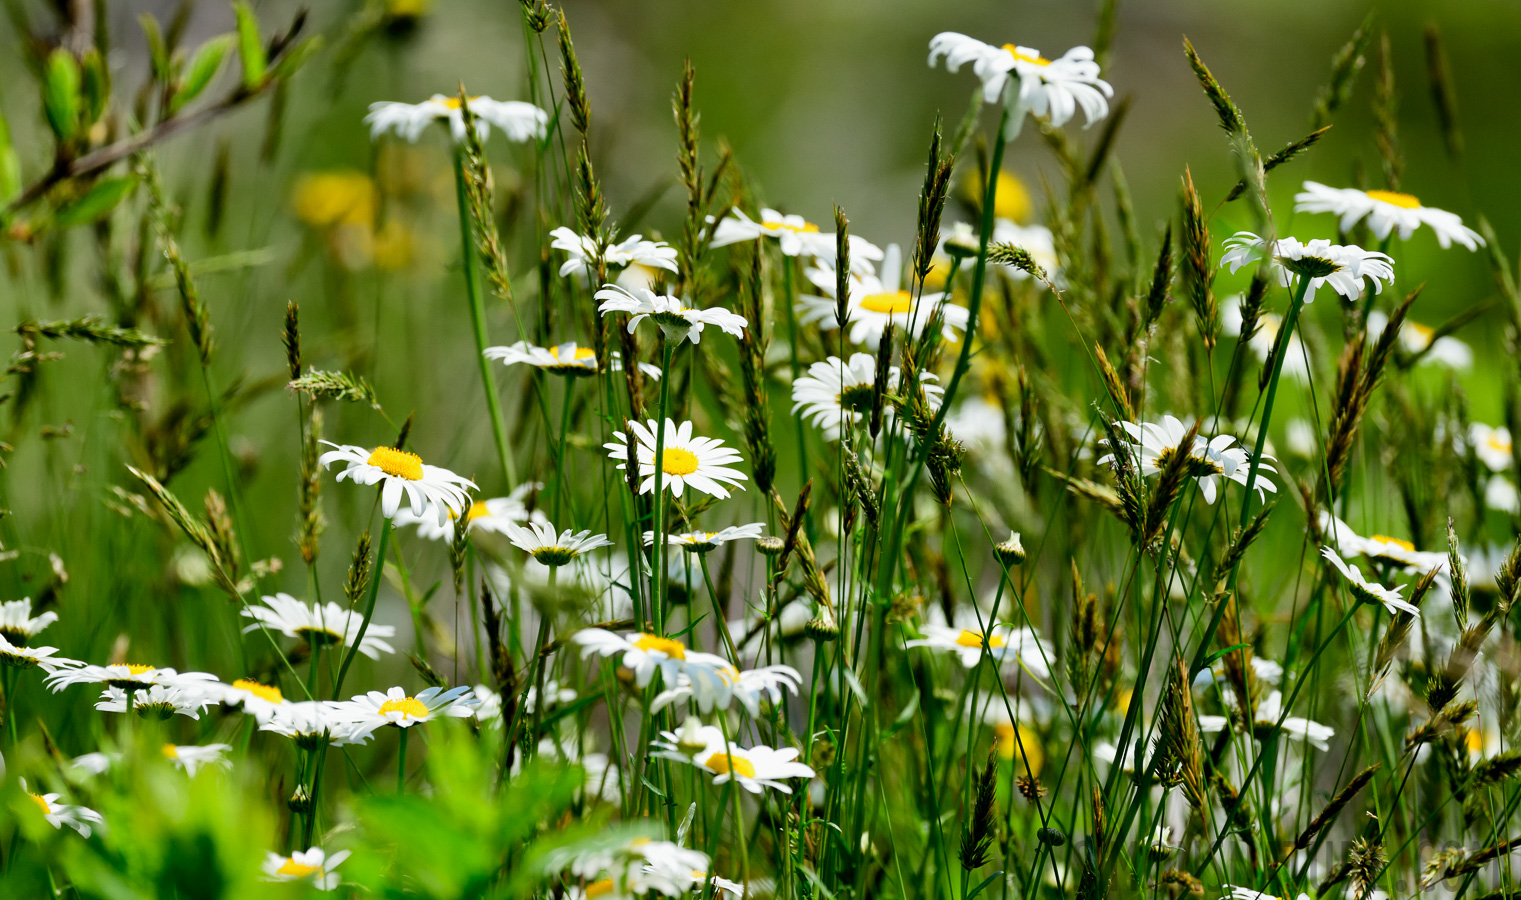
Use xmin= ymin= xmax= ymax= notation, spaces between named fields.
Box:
xmin=397 ymin=727 xmax=409 ymax=794
xmin=1237 ymin=273 xmax=1312 ymax=526
xmin=333 ymin=516 xmax=392 ymax=700
xmin=651 ymin=335 xmax=675 ymax=630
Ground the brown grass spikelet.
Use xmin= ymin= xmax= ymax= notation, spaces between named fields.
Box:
xmin=1179 ymin=167 xmax=1216 ymax=349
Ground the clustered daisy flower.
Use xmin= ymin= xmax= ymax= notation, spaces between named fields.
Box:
xmin=653 ymin=720 xmax=816 ymax=794
xmin=1100 ymin=415 xmax=1276 ymax=504
xmin=646 ymin=523 xmax=765 ymax=553
xmin=595 ymin=284 xmax=747 ymax=345
xmin=1219 ymin=232 xmax=1396 ymax=302
xmin=551 ymin=227 xmax=679 ymax=277
xmin=241 ymin=592 xmax=397 ymax=659
xmin=365 ymin=94 xmax=547 ymax=144
xmin=790 ymin=353 xmax=944 ymax=440
xmin=502 ymin=519 xmax=613 ymax=567
xmin=318 ymin=440 xmax=477 ymax=524
xmin=603 ymin=419 xmax=748 ymax=499
xmin=798 ymin=245 xmax=968 ymax=348
xmin=1294 ymin=181 xmax=1484 ymax=250
xmin=928 ymin=33 xmax=1112 ymax=133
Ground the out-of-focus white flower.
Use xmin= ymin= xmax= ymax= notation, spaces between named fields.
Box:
xmin=96 ymin=684 xmax=214 ymax=720
xmin=394 ymin=482 xmax=547 ymax=542
xmin=1253 ymin=690 xmax=1334 ymax=751
xmin=22 ymin=779 xmax=103 ymax=837
xmin=365 ymin=95 xmax=547 ymax=144
xmin=550 ymin=227 xmax=678 ymax=277
xmin=0 ymin=634 xmax=77 ymax=673
xmin=1365 ymin=311 xmax=1471 ymax=370
xmin=928 ymin=33 xmax=1112 ymax=135
xmin=1220 ymin=232 xmax=1395 ymax=303
xmin=1321 ymin=546 xmax=1419 ymax=616
xmin=262 ymin=846 xmax=350 ymax=891
xmin=990 ymin=219 xmax=1060 ymax=282
xmin=906 ymin=623 xmax=1050 ymax=676
xmin=707 ymin=209 xmax=883 ymax=272
xmin=652 ymin=663 xmax=803 ymax=717
xmin=1294 ymin=181 xmax=1483 ymax=250
xmin=1469 ymin=423 xmax=1513 ymax=472
xmin=162 ymin=743 xmax=232 ymax=776
xmin=210 ymin=678 xmax=288 ymax=724
xmin=485 ymin=341 xmax=601 ymax=377
xmin=340 ymin=686 xmax=477 ymax=729
xmin=1222 ymin=295 xmax=1310 ymax=383
xmin=317 ymin=441 xmax=475 ymax=525
xmin=261 ymin=701 xmax=377 ymax=748
xmin=47 ymin=664 xmax=217 ymax=694
xmin=241 ymin=593 xmax=396 ymax=659
xmin=799 ymin=244 xmax=968 ymax=348
xmin=0 ymin=598 xmax=57 ymax=644
xmin=1284 ymin=418 xmax=1317 ymax=458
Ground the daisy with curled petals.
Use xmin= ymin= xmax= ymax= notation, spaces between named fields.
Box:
xmin=262 ymin=846 xmax=350 ymax=890
xmin=928 ymin=33 xmax=1111 ymax=132
xmin=604 ymin=419 xmax=748 ymax=499
xmin=1318 ymin=511 xmax=1448 ymax=575
xmin=1100 ymin=415 xmax=1276 ymax=504
xmin=485 ymin=340 xmax=601 ymax=377
xmin=652 ymin=721 xmax=815 ymax=794
xmin=21 ymin=779 xmax=103 ymax=837
xmin=790 ymin=352 xmax=945 ymax=440
xmin=0 ymin=598 xmax=57 ymax=645
xmin=707 ymin=208 xmax=884 ymax=271
xmin=162 ymin=743 xmax=232 ymax=776
xmin=905 ymin=622 xmax=1050 ymax=675
xmin=47 ymin=663 xmax=217 ymax=694
xmin=1321 ymin=546 xmax=1419 ymax=616
xmin=341 ymin=685 xmax=477 ymax=729
xmin=1252 ymin=690 xmax=1335 ymax=751
xmin=1365 ymin=311 xmax=1472 ymax=370
xmin=395 ymin=481 xmax=546 ymax=542
xmin=0 ymin=635 xmax=76 ymax=673
xmin=595 ymin=284 xmax=747 ymax=345
xmin=646 ymin=523 xmax=766 ymax=553
xmin=652 ymin=663 xmax=803 ymax=717
xmin=799 ymin=244 xmax=969 ymax=348
xmin=573 ymin=629 xmax=691 ymax=689
xmin=261 ymin=701 xmax=376 ymax=749
xmin=550 ymin=227 xmax=678 ymax=278
xmin=1220 ymin=232 xmax=1395 ymax=303
xmin=241 ymin=593 xmax=396 ymax=660
xmin=365 ymin=94 xmax=547 ymax=144
xmin=318 ymin=441 xmax=476 ymax=525
xmin=97 ymin=684 xmax=214 ymax=720
xmin=502 ymin=519 xmax=613 ymax=567
xmin=211 ymin=678 xmax=287 ymax=724
xmin=1294 ymin=181 xmax=1484 ymax=250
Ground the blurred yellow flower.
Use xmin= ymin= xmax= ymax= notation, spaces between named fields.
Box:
xmin=994 ymin=721 xmax=1044 ymax=775
xmin=371 ymin=219 xmax=416 ymax=271
xmin=959 ymin=170 xmax=1032 ymax=224
xmin=291 ymin=171 xmax=376 ymax=229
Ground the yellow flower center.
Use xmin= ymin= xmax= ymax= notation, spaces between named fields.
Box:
xmin=277 ymin=858 xmax=322 ymax=878
xmin=956 ymin=630 xmax=1006 ymax=649
xmin=162 ymin=743 xmax=181 ymax=759
xmin=859 ymin=291 xmax=915 ymax=315
xmin=378 ymin=696 xmax=431 ymax=719
xmin=585 ymin=879 xmax=616 ymax=899
xmin=1488 ymin=433 xmax=1512 ymax=453
xmin=765 ymin=219 xmax=818 ymax=234
xmin=367 ymin=446 xmax=424 ymax=481
xmin=661 ymin=447 xmax=700 ymax=476
xmin=126 ymin=664 xmax=155 ymax=675
xmin=1370 ymin=535 xmax=1416 ymax=553
xmin=291 ymin=172 xmax=377 ymax=228
xmin=233 ymin=679 xmax=284 ymax=704
xmin=1365 ymin=189 xmax=1421 ymax=209
xmin=438 ymin=96 xmax=482 ymax=110
xmin=1466 ymin=727 xmax=1485 ymax=755
xmin=29 ymin=793 xmax=49 ymax=815
xmin=1408 ymin=321 xmax=1434 ymax=343
xmin=632 ymin=634 xmax=686 ymax=659
xmin=549 ymin=346 xmax=597 ymax=363
xmin=705 ymin=751 xmax=757 ymax=778
xmin=466 ymin=500 xmax=491 ymax=522
xmin=1002 ymin=44 xmax=1052 ymax=66
xmin=994 ymin=722 xmax=1018 ymax=760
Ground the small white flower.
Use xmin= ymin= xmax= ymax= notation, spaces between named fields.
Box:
xmin=553 ymin=836 xmax=709 ymax=900
xmin=646 ymin=523 xmax=765 ymax=553
xmin=0 ymin=634 xmax=77 ymax=673
xmin=1227 ymin=887 xmax=1312 ymax=900
xmin=1100 ymin=414 xmax=1275 ymax=504
xmin=262 ymin=846 xmax=351 ymax=891
xmin=210 ymin=678 xmax=288 ymax=724
xmin=241 ymin=593 xmax=396 ymax=659
xmin=22 ymin=779 xmax=103 ymax=837
xmin=163 ymin=743 xmax=232 ymax=776
xmin=1294 ymin=181 xmax=1483 ymax=250
xmin=652 ymin=722 xmax=816 ymax=794
xmin=0 ymin=598 xmax=57 ymax=644
xmin=928 ymin=34 xmax=1112 ymax=130
xmin=340 ymin=685 xmax=478 ymax=729
xmin=595 ymin=284 xmax=747 ymax=345
xmin=1469 ymin=423 xmax=1513 ymax=472
xmin=651 ymin=663 xmax=802 ymax=717
xmin=261 ymin=701 xmax=377 ymax=748
xmin=551 ymin=227 xmax=678 ymax=277
xmin=365 ymin=94 xmax=547 ymax=144
xmin=603 ymin=419 xmax=748 ymax=499
xmin=1365 ymin=311 xmax=1471 ymax=370
xmin=798 ymin=244 xmax=968 ymax=349
xmin=1253 ymin=690 xmax=1335 ymax=751
xmin=573 ymin=629 xmax=692 ymax=689
xmin=485 ymin=341 xmax=602 ymax=377
xmin=317 ymin=441 xmax=476 ymax=525
xmin=1321 ymin=546 xmax=1418 ymax=616
xmin=69 ymin=752 xmax=117 ymax=777
xmin=790 ymin=353 xmax=944 ymax=440
xmin=96 ymin=684 xmax=214 ymax=720
xmin=502 ymin=519 xmax=613 ymax=567
xmin=1318 ymin=512 xmax=1447 ymax=575
xmin=1222 ymin=296 xmax=1310 ymax=383
xmin=707 ymin=208 xmax=883 ymax=271
xmin=1220 ymin=232 xmax=1395 ymax=303
xmin=905 ymin=623 xmax=1050 ymax=675
xmin=47 ymin=663 xmax=217 ymax=694
xmin=395 ymin=482 xmax=547 ymax=542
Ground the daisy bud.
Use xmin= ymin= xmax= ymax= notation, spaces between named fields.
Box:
xmin=943 ymin=224 xmax=981 ymax=259
xmin=1037 ymin=827 xmax=1067 ymax=847
xmin=756 ymin=536 xmax=786 ymax=557
xmin=288 ymin=784 xmax=314 ymax=815
xmin=673 ymin=717 xmax=709 ymax=758
xmin=806 ymin=603 xmax=839 ymax=641
xmin=994 ymin=531 xmax=1026 ymax=566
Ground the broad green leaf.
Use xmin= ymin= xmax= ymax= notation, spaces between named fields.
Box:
xmin=42 ymin=49 xmax=81 ymax=143
xmin=233 ymin=3 xmax=266 ymax=89
xmin=170 ymin=35 xmax=233 ymax=114
xmin=54 ymin=176 xmax=138 ymax=227
xmin=139 ymin=13 xmax=170 ymax=84
xmin=0 ymin=112 xmax=20 ymax=203
xmin=80 ymin=49 xmax=110 ymax=126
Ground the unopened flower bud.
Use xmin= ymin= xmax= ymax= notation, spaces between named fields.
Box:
xmin=757 ymin=536 xmax=786 ymax=557
xmin=994 ymin=531 xmax=1026 ymax=566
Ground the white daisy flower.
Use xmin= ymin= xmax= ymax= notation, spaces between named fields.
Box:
xmin=210 ymin=678 xmax=287 ymax=724
xmin=261 ymin=701 xmax=377 ymax=748
xmin=162 ymin=743 xmax=232 ymax=776
xmin=0 ymin=635 xmax=77 ymax=673
xmin=1253 ymin=690 xmax=1335 ymax=751
xmin=573 ymin=629 xmax=692 ymax=689
xmin=394 ymin=482 xmax=547 ymax=542
xmin=1100 ymin=414 xmax=1276 ymax=504
xmin=553 ymin=836 xmax=710 ymax=900
xmin=652 ymin=722 xmax=815 ymax=794
xmin=501 ymin=519 xmax=613 ymax=567
xmin=317 ymin=440 xmax=476 ymax=525
xmin=905 ymin=623 xmax=1050 ymax=675
xmin=47 ymin=663 xmax=217 ymax=694
xmin=22 ymin=780 xmax=103 ymax=837
xmin=1227 ymin=887 xmax=1312 ymax=900
xmin=341 ymin=685 xmax=477 ymax=729
xmin=1222 ymin=296 xmax=1310 ymax=383
xmin=790 ymin=353 xmax=945 ymax=441
xmin=1468 ymin=423 xmax=1513 ymax=472
xmin=365 ymin=94 xmax=547 ymax=144
xmin=69 ymin=752 xmax=117 ymax=777
xmin=96 ymin=684 xmax=214 ymax=720
xmin=262 ymin=846 xmax=350 ymax=891
xmin=1318 ymin=512 xmax=1448 ymax=575
xmin=595 ymin=284 xmax=747 ymax=345
xmin=798 ymin=244 xmax=968 ymax=348
xmin=550 ymin=227 xmax=679 ymax=278
xmin=707 ymin=208 xmax=884 ymax=271
xmin=1487 ymin=476 xmax=1519 ymax=514
xmin=1192 ymin=656 xmax=1284 ymax=691
xmin=0 ymin=598 xmax=57 ymax=644
xmin=241 ymin=593 xmax=396 ymax=659
xmin=1365 ymin=311 xmax=1472 ymax=370
xmin=1320 ymin=546 xmax=1419 ymax=616
xmin=484 ymin=340 xmax=601 ymax=377
xmin=646 ymin=523 xmax=765 ymax=553
xmin=1293 ymin=181 xmax=1483 ymax=250
xmin=652 ymin=663 xmax=803 ymax=717
xmin=1220 ymin=232 xmax=1395 ymax=303
xmin=603 ymin=419 xmax=748 ymax=499
xmin=928 ymin=34 xmax=1112 ymax=131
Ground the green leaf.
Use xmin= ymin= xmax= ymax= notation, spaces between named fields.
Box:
xmin=80 ymin=49 xmax=110 ymax=127
xmin=54 ymin=176 xmax=138 ymax=227
xmin=139 ymin=14 xmax=170 ymax=84
xmin=0 ymin=111 xmax=20 ymax=203
xmin=1204 ymin=643 xmax=1252 ymax=668
xmin=233 ymin=3 xmax=266 ymax=90
xmin=42 ymin=49 xmax=82 ymax=143
xmin=269 ymin=35 xmax=324 ymax=81
xmin=170 ymin=35 xmax=233 ymax=114
xmin=966 ymin=871 xmax=1005 ymax=900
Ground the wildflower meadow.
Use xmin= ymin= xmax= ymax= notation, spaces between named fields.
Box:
xmin=1 ymin=2 xmax=1520 ymax=898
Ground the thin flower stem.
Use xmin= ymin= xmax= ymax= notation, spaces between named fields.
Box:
xmin=397 ymin=727 xmax=409 ymax=794
xmin=651 ymin=335 xmax=675 ymax=630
